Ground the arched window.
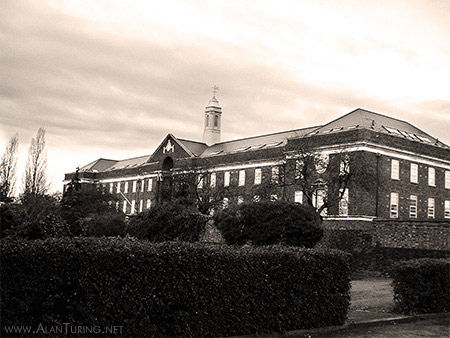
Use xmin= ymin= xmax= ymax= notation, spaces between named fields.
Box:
xmin=162 ymin=156 xmax=174 ymax=171
xmin=214 ymin=115 xmax=219 ymax=127
xmin=206 ymin=115 xmax=209 ymax=127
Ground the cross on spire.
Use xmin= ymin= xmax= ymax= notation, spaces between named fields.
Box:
xmin=212 ymin=85 xmax=219 ymax=97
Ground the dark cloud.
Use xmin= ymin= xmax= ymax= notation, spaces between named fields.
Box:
xmin=1 ymin=0 xmax=449 ymax=191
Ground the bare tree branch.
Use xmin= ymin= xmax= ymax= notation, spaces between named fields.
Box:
xmin=23 ymin=128 xmax=48 ymax=195
xmin=0 ymin=134 xmax=19 ymax=202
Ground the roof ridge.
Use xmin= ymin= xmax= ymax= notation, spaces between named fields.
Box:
xmin=116 ymin=154 xmax=152 ymax=162
xmin=212 ymin=125 xmax=322 ymax=146
xmin=177 ymin=138 xmax=207 ymax=145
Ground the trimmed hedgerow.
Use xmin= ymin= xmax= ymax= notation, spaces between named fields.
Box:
xmin=126 ymin=202 xmax=208 ymax=242
xmin=1 ymin=238 xmax=350 ymax=337
xmin=390 ymin=258 xmax=450 ymax=314
xmin=214 ymin=200 xmax=323 ymax=247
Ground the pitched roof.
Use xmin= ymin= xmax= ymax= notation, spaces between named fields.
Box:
xmin=307 ymin=108 xmax=448 ymax=148
xmin=107 ymin=154 xmax=151 ymax=171
xmin=200 ymin=126 xmax=320 ymax=157
xmin=177 ymin=138 xmax=208 ymax=156
xmin=79 ymin=158 xmax=118 ymax=172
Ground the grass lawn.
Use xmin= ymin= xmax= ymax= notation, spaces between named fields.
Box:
xmin=350 ymin=277 xmax=394 ymax=313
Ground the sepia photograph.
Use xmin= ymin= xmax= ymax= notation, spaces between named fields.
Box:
xmin=1 ymin=0 xmax=449 ymax=337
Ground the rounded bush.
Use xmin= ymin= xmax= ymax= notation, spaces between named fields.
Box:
xmin=127 ymin=202 xmax=208 ymax=242
xmin=214 ymin=200 xmax=323 ymax=247
xmin=80 ymin=212 xmax=126 ymax=237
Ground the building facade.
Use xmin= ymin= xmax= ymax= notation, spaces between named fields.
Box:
xmin=65 ymin=95 xmax=450 ymax=225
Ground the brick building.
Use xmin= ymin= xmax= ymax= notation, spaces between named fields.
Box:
xmin=65 ymin=95 xmax=450 ymax=228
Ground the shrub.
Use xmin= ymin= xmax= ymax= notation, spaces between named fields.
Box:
xmin=214 ymin=200 xmax=323 ymax=247
xmin=390 ymin=258 xmax=450 ymax=314
xmin=80 ymin=212 xmax=126 ymax=237
xmin=127 ymin=202 xmax=207 ymax=242
xmin=1 ymin=238 xmax=351 ymax=337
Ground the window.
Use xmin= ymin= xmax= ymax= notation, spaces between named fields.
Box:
xmin=223 ymin=197 xmax=229 ymax=209
xmin=206 ymin=115 xmax=209 ymax=127
xmin=446 ymin=171 xmax=450 ymax=189
xmin=254 ymin=168 xmax=262 ymax=185
xmin=294 ymin=191 xmax=303 ymax=204
xmin=270 ymin=194 xmax=278 ymax=201
xmin=130 ymin=200 xmax=136 ymax=214
xmin=210 ymin=173 xmax=216 ymax=187
xmin=271 ymin=166 xmax=279 ymax=183
xmin=409 ymin=195 xmax=417 ymax=218
xmin=339 ymin=188 xmax=349 ymax=216
xmin=428 ymin=198 xmax=435 ymax=218
xmin=146 ymin=199 xmax=151 ymax=209
xmin=313 ymin=189 xmax=327 ymax=216
xmin=141 ymin=179 xmax=145 ymax=192
xmin=428 ymin=167 xmax=435 ymax=186
xmin=139 ymin=199 xmax=143 ymax=213
xmin=390 ymin=192 xmax=399 ymax=218
xmin=237 ymin=196 xmax=244 ymax=204
xmin=115 ymin=201 xmax=119 ymax=210
xmin=391 ymin=159 xmax=399 ymax=180
xmin=224 ymin=171 xmax=230 ymax=187
xmin=410 ymin=163 xmax=418 ymax=183
xmin=295 ymin=160 xmax=303 ymax=180
xmin=122 ymin=200 xmax=127 ymax=213
xmin=253 ymin=195 xmax=261 ymax=202
xmin=445 ymin=200 xmax=450 ymax=219
xmin=197 ymin=175 xmax=204 ymax=189
xmin=148 ymin=178 xmax=153 ymax=191
xmin=124 ymin=182 xmax=129 ymax=193
xmin=109 ymin=183 xmax=113 ymax=193
xmin=340 ymin=154 xmax=350 ymax=175
xmin=116 ymin=182 xmax=121 ymax=193
xmin=214 ymin=115 xmax=218 ymax=127
xmin=132 ymin=181 xmax=137 ymax=192
xmin=239 ymin=170 xmax=245 ymax=186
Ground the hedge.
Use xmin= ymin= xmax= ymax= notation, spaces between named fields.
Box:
xmin=1 ymin=238 xmax=350 ymax=337
xmin=214 ymin=200 xmax=323 ymax=247
xmin=390 ymin=258 xmax=450 ymax=314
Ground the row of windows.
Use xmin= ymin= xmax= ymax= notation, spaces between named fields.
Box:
xmin=391 ymin=159 xmax=450 ymax=188
xmin=114 ymin=198 xmax=152 ymax=214
xmin=390 ymin=193 xmax=450 ymax=219
xmin=106 ymin=178 xmax=154 ymax=194
xmin=200 ymin=166 xmax=284 ymax=188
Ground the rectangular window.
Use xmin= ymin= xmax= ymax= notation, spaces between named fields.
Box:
xmin=146 ymin=199 xmax=151 ymax=209
xmin=223 ymin=197 xmax=229 ymax=209
xmin=446 ymin=171 xmax=450 ymax=189
xmin=130 ymin=200 xmax=136 ymax=214
xmin=271 ymin=166 xmax=279 ymax=183
xmin=224 ymin=171 xmax=230 ymax=187
xmin=339 ymin=188 xmax=349 ymax=216
xmin=340 ymin=154 xmax=350 ymax=175
xmin=270 ymin=194 xmax=278 ymax=201
xmin=313 ymin=190 xmax=327 ymax=216
xmin=132 ymin=180 xmax=137 ymax=192
xmin=237 ymin=196 xmax=244 ymax=204
xmin=390 ymin=192 xmax=399 ymax=218
xmin=294 ymin=191 xmax=303 ymax=204
xmin=391 ymin=159 xmax=399 ymax=180
xmin=428 ymin=198 xmax=435 ymax=218
xmin=115 ymin=201 xmax=119 ymax=210
xmin=445 ymin=200 xmax=450 ymax=219
xmin=210 ymin=173 xmax=216 ymax=187
xmin=197 ymin=175 xmax=204 ymax=189
xmin=253 ymin=195 xmax=261 ymax=202
xmin=140 ymin=179 xmax=144 ymax=192
xmin=122 ymin=200 xmax=127 ymax=213
xmin=116 ymin=182 xmax=121 ymax=193
xmin=428 ymin=167 xmax=435 ymax=186
xmin=124 ymin=181 xmax=129 ymax=193
xmin=139 ymin=199 xmax=143 ymax=213
xmin=109 ymin=183 xmax=113 ymax=194
xmin=239 ymin=170 xmax=245 ymax=186
xmin=295 ymin=160 xmax=303 ymax=180
xmin=148 ymin=178 xmax=153 ymax=191
xmin=409 ymin=195 xmax=417 ymax=218
xmin=410 ymin=163 xmax=418 ymax=183
xmin=254 ymin=168 xmax=262 ymax=185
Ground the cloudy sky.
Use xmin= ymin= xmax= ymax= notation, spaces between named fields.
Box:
xmin=1 ymin=0 xmax=449 ymax=193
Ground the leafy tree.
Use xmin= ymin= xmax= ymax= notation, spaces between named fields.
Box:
xmin=23 ymin=128 xmax=48 ymax=195
xmin=0 ymin=134 xmax=19 ymax=203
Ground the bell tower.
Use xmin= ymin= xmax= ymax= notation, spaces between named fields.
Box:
xmin=202 ymin=86 xmax=222 ymax=146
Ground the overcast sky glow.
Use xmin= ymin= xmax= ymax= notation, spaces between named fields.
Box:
xmin=1 ymin=0 xmax=449 ymax=193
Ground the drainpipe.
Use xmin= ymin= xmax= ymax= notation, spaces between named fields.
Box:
xmin=375 ymin=153 xmax=381 ymax=217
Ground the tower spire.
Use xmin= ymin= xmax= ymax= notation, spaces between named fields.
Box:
xmin=202 ymin=86 xmax=222 ymax=146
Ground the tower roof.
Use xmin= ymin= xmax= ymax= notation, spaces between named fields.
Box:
xmin=206 ymin=95 xmax=221 ymax=109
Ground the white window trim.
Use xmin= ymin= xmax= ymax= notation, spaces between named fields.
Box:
xmin=410 ymin=163 xmax=418 ymax=184
xmin=428 ymin=167 xmax=436 ymax=187
xmin=390 ymin=192 xmax=399 ymax=218
xmin=224 ymin=171 xmax=230 ymax=187
xmin=409 ymin=195 xmax=417 ymax=219
xmin=239 ymin=170 xmax=245 ymax=186
xmin=391 ymin=159 xmax=399 ymax=180
xmin=254 ymin=168 xmax=262 ymax=185
xmin=427 ymin=198 xmax=435 ymax=218
xmin=210 ymin=172 xmax=216 ymax=187
xmin=445 ymin=200 xmax=450 ymax=219
xmin=294 ymin=190 xmax=303 ymax=204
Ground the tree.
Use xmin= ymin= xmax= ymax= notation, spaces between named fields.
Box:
xmin=23 ymin=128 xmax=48 ymax=195
xmin=0 ymin=134 xmax=19 ymax=202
